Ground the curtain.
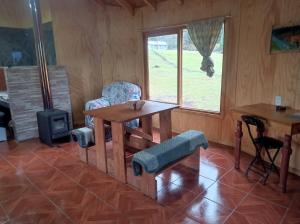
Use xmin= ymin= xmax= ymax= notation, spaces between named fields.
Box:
xmin=187 ymin=17 xmax=223 ymax=77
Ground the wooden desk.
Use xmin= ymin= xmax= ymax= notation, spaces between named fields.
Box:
xmin=85 ymin=100 xmax=179 ymax=183
xmin=232 ymin=103 xmax=300 ymax=193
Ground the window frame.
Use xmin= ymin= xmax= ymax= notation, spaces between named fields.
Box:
xmin=143 ymin=23 xmax=227 ymax=117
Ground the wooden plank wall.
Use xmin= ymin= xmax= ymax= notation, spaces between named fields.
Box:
xmin=0 ymin=0 xmax=52 ymax=28
xmin=95 ymin=6 xmax=143 ymax=86
xmin=49 ymin=0 xmax=103 ymax=125
xmin=0 ymin=0 xmax=32 ymax=28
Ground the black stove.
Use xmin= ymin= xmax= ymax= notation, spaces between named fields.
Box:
xmin=37 ymin=109 xmax=69 ymax=146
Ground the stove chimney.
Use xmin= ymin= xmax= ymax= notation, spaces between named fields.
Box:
xmin=29 ymin=0 xmax=53 ymax=109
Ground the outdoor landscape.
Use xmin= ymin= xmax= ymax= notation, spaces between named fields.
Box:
xmin=148 ymin=29 xmax=224 ymax=112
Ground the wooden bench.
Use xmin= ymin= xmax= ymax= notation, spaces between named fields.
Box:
xmin=131 ymin=130 xmax=207 ymax=199
xmin=139 ymin=148 xmax=200 ymax=199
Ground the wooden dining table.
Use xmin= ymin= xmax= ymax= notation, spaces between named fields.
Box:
xmin=232 ymin=103 xmax=300 ymax=193
xmin=84 ymin=100 xmax=179 ymax=183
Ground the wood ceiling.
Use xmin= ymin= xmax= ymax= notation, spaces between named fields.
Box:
xmin=94 ymin=0 xmax=184 ymax=15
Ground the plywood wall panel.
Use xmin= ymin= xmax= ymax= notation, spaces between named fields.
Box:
xmin=171 ymin=110 xmax=222 ymax=142
xmin=49 ymin=0 xmax=103 ymax=125
xmin=96 ymin=7 xmax=142 ymax=86
xmin=236 ymin=0 xmax=278 ymax=106
xmin=0 ymin=0 xmax=32 ymax=28
xmin=0 ymin=0 xmax=53 ymax=28
xmin=272 ymin=53 xmax=300 ymax=107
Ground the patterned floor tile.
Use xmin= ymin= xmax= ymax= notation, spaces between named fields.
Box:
xmin=69 ymin=165 xmax=107 ymax=185
xmin=249 ymin=182 xmax=294 ymax=207
xmin=204 ymin=152 xmax=235 ymax=170
xmin=234 ymin=194 xmax=287 ymax=224
xmin=219 ymin=168 xmax=260 ymax=192
xmin=4 ymin=152 xmax=38 ymax=170
xmin=198 ymin=161 xmax=228 ymax=181
xmin=225 ymin=211 xmax=257 ymax=224
xmin=0 ymin=182 xmax=34 ymax=204
xmin=170 ymin=212 xmax=200 ymax=224
xmin=53 ymin=191 xmax=119 ymax=223
xmin=281 ymin=209 xmax=300 ymax=224
xmin=0 ymin=204 xmax=8 ymax=223
xmin=118 ymin=198 xmax=167 ymax=224
xmin=103 ymin=184 xmax=148 ymax=211
xmin=33 ymin=148 xmax=66 ymax=165
xmin=171 ymin=166 xmax=215 ymax=194
xmin=289 ymin=192 xmax=300 ymax=212
xmin=0 ymin=167 xmax=28 ymax=188
xmin=183 ymin=195 xmax=232 ymax=224
xmin=2 ymin=187 xmax=71 ymax=224
xmin=157 ymin=183 xmax=197 ymax=218
xmin=203 ymin=181 xmax=247 ymax=209
xmin=0 ymin=157 xmax=15 ymax=173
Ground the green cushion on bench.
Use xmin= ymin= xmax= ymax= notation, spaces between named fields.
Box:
xmin=132 ymin=130 xmax=208 ymax=176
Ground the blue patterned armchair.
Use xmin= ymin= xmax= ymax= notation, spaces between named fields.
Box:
xmin=85 ymin=81 xmax=141 ymax=140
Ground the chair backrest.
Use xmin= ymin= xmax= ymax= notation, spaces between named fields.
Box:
xmin=102 ymin=81 xmax=141 ymax=105
xmin=241 ymin=115 xmax=265 ymax=143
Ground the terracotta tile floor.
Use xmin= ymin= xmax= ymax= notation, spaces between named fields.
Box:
xmin=0 ymin=137 xmax=300 ymax=224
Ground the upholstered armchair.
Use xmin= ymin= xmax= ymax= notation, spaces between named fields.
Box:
xmin=85 ymin=81 xmax=141 ymax=140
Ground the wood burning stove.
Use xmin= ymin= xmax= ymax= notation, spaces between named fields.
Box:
xmin=37 ymin=109 xmax=69 ymax=146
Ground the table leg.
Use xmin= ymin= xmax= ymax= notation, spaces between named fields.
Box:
xmin=111 ymin=121 xmax=126 ymax=183
xmin=94 ymin=118 xmax=107 ymax=173
xmin=279 ymin=134 xmax=292 ymax=193
xmin=235 ymin=120 xmax=243 ymax=169
xmin=159 ymin=110 xmax=172 ymax=142
xmin=141 ymin=116 xmax=153 ymax=137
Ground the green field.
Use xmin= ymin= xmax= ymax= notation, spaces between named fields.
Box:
xmin=148 ymin=49 xmax=223 ymax=112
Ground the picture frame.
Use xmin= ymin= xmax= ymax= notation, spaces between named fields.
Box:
xmin=270 ymin=24 xmax=300 ymax=53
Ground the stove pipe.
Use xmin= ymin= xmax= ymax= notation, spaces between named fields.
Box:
xmin=29 ymin=0 xmax=53 ymax=109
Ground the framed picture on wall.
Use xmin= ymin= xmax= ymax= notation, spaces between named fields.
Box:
xmin=270 ymin=25 xmax=300 ymax=53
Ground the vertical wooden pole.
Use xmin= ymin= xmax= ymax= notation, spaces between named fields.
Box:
xmin=235 ymin=120 xmax=243 ymax=169
xmin=143 ymin=34 xmax=150 ymax=100
xmin=141 ymin=115 xmax=153 ymax=139
xmin=159 ymin=110 xmax=172 ymax=142
xmin=279 ymin=134 xmax=292 ymax=193
xmin=94 ymin=118 xmax=107 ymax=173
xmin=111 ymin=121 xmax=126 ymax=183
xmin=177 ymin=30 xmax=183 ymax=105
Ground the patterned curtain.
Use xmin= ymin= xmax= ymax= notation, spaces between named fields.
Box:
xmin=187 ymin=17 xmax=223 ymax=77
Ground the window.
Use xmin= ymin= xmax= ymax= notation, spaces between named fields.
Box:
xmin=145 ymin=24 xmax=225 ymax=113
xmin=148 ymin=34 xmax=178 ymax=103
